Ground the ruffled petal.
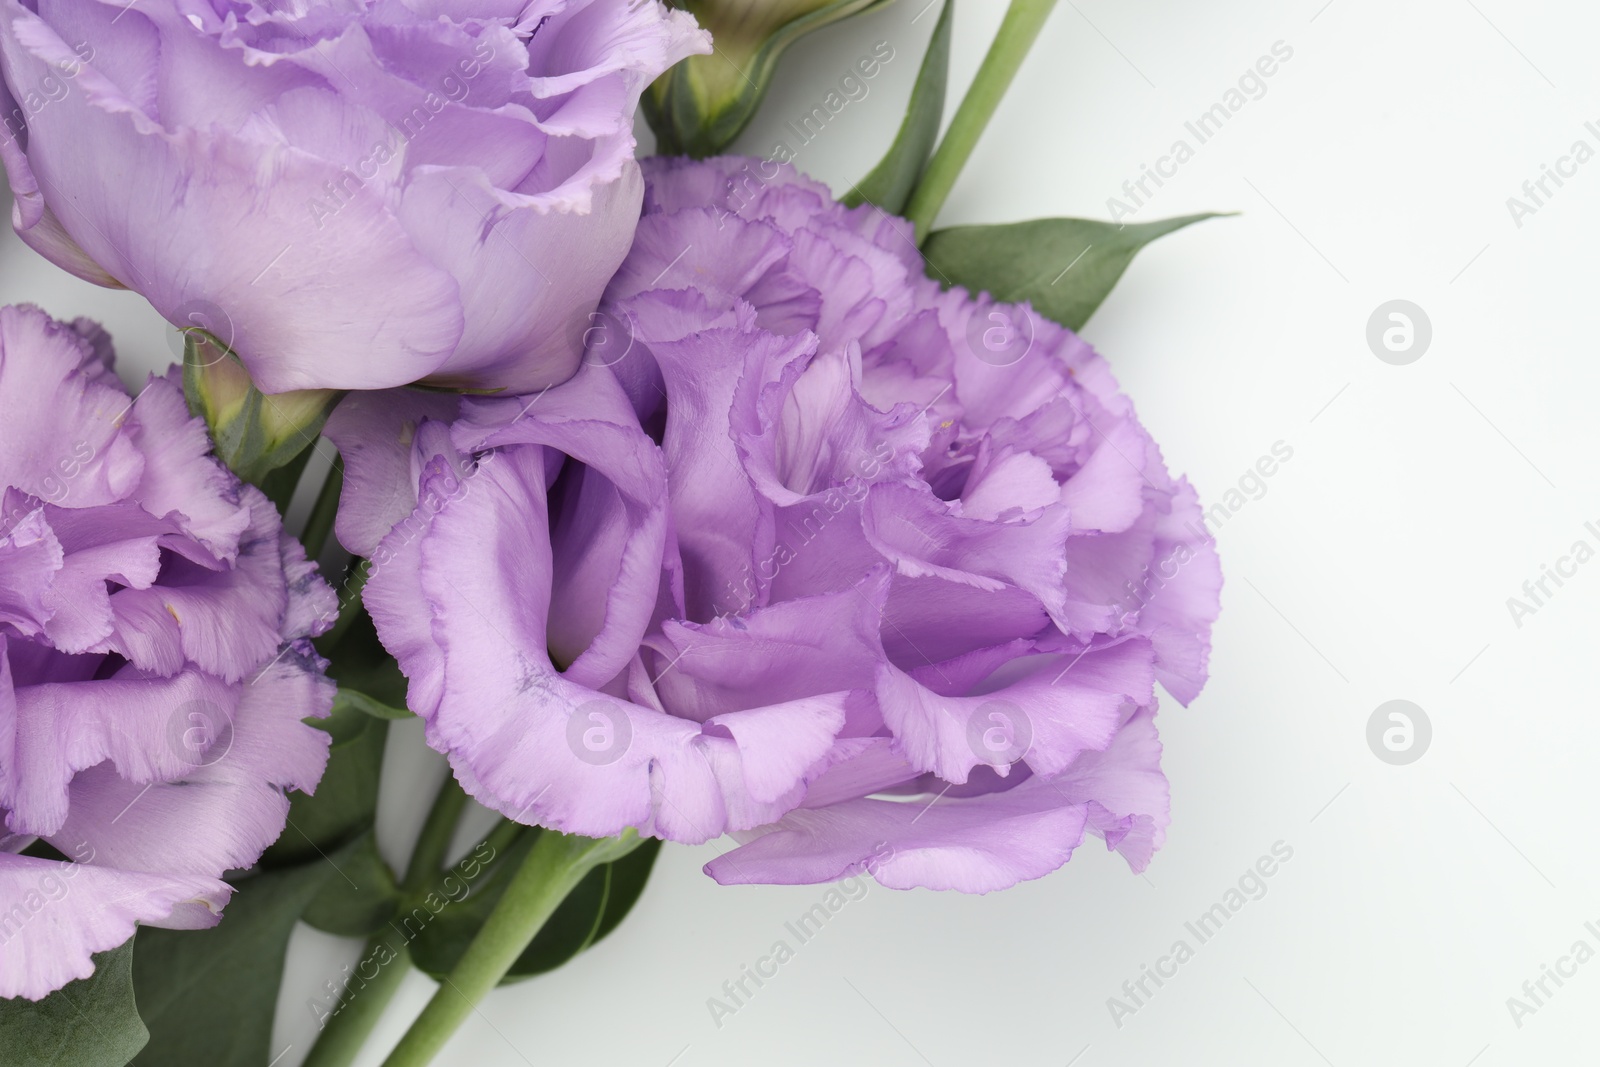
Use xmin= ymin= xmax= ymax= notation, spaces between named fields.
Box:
xmin=706 ymin=705 xmax=1169 ymax=892
xmin=0 ymin=305 xmax=142 ymax=507
xmin=47 ymin=643 xmax=333 ymax=879
xmin=0 ymin=304 xmax=336 ymax=1002
xmin=0 ymin=638 xmax=240 ymax=837
xmin=120 ymin=372 xmax=251 ymax=557
xmin=0 ymin=852 xmax=228 ymax=1001
xmin=875 ymin=638 xmax=1154 ymax=784
xmin=1 ymin=9 xmax=465 ymax=392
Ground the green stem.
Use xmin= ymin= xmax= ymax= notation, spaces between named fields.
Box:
xmin=403 ymin=775 xmax=469 ymax=890
xmin=381 ymin=831 xmax=642 ymax=1067
xmin=902 ymin=0 xmax=1061 ymax=242
xmin=301 ymin=775 xmax=473 ymax=1067
xmin=301 ymin=461 xmax=344 ymax=560
xmin=301 ymin=933 xmax=413 ymax=1067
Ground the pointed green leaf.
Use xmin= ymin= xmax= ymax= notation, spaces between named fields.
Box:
xmin=844 ymin=0 xmax=952 ymax=214
xmin=922 ymin=213 xmax=1230 ymax=331
xmin=0 ymin=940 xmax=147 ymax=1067
xmin=131 ymin=854 xmax=347 ymax=1067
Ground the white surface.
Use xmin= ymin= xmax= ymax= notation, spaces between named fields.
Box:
xmin=4 ymin=0 xmax=1598 ymax=1063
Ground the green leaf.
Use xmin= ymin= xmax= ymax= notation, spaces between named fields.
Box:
xmin=0 ymin=940 xmax=148 ymax=1067
xmin=645 ymin=0 xmax=894 ymax=157
xmin=302 ymin=831 xmax=403 ymax=939
xmin=131 ymin=856 xmax=345 ymax=1067
xmin=843 ymin=0 xmax=952 ymax=215
xmin=261 ymin=694 xmax=387 ymax=868
xmin=323 ymin=611 xmax=410 ymax=715
xmin=507 ymin=837 xmax=662 ymax=981
xmin=407 ymin=834 xmax=661 ymax=984
xmin=921 ymin=213 xmax=1230 ymax=331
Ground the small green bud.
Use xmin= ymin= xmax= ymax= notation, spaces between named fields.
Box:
xmin=183 ymin=331 xmax=339 ymax=489
xmin=645 ymin=0 xmax=895 ymax=157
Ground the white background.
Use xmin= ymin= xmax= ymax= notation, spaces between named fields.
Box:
xmin=4 ymin=0 xmax=1598 ymax=1063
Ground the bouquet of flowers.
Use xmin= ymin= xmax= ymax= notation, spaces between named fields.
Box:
xmin=0 ymin=1 xmax=1221 ymax=1063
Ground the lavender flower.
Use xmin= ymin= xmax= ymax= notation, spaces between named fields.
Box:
xmin=0 ymin=0 xmax=707 ymax=394
xmin=0 ymin=306 xmax=335 ymax=1000
xmin=335 ymin=156 xmax=1220 ymax=893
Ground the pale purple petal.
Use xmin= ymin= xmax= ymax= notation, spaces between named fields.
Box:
xmin=0 ymin=852 xmax=228 ymax=1000
xmin=2 ymin=0 xmax=709 ymax=393
xmin=324 ymin=388 xmax=461 ymax=558
xmin=0 ymin=306 xmax=334 ymax=999
xmin=706 ymin=706 xmax=1170 ymax=892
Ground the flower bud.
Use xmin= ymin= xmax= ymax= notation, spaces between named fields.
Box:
xmin=183 ymin=332 xmax=338 ymax=487
xmin=645 ymin=0 xmax=890 ymax=156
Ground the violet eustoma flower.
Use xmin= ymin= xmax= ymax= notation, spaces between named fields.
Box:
xmin=0 ymin=0 xmax=708 ymax=394
xmin=334 ymin=157 xmax=1220 ymax=893
xmin=0 ymin=305 xmax=336 ymax=1000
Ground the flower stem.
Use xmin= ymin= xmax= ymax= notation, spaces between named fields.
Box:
xmin=380 ymin=830 xmax=642 ymax=1067
xmin=902 ymin=0 xmax=1061 ymax=242
xmin=403 ymin=774 xmax=469 ymax=889
xmin=300 ymin=775 xmax=472 ymax=1067
xmin=301 ymin=933 xmax=412 ymax=1067
xmin=301 ymin=461 xmax=344 ymax=560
